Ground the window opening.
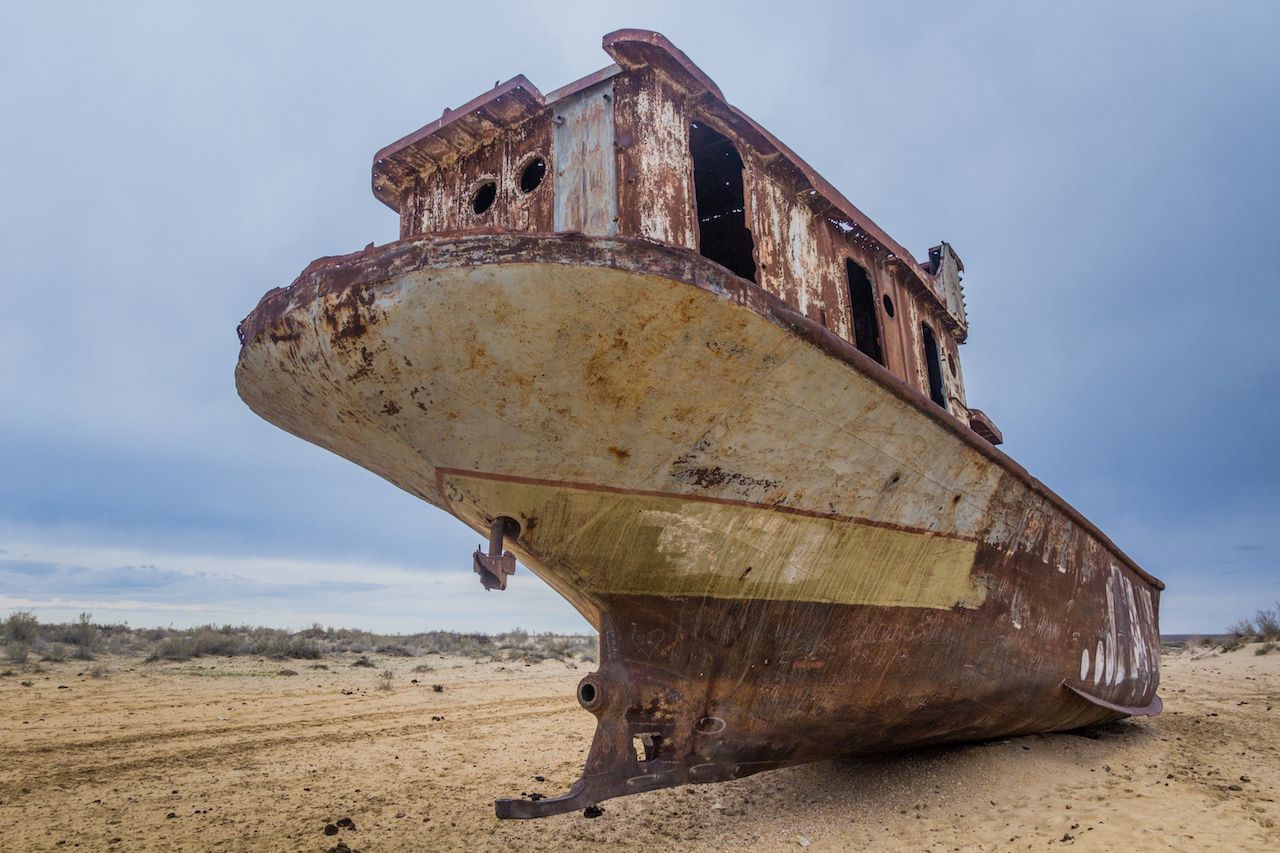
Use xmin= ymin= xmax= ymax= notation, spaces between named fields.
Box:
xmin=519 ymin=157 xmax=546 ymax=193
xmin=921 ymin=323 xmax=947 ymax=409
xmin=845 ymin=259 xmax=883 ymax=365
xmin=689 ymin=122 xmax=757 ymax=282
xmin=471 ymin=180 xmax=496 ymax=215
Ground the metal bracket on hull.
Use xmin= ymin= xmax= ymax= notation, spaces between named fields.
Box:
xmin=473 ymin=516 xmax=519 ymax=591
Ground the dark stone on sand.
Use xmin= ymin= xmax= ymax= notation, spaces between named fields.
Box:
xmin=323 ymin=823 xmax=339 ymax=835
xmin=534 ymin=775 xmax=545 ymax=782
xmin=583 ymin=805 xmax=603 ymax=818
xmin=432 ymin=684 xmax=444 ymax=692
xmin=336 ymin=817 xmax=356 ymax=830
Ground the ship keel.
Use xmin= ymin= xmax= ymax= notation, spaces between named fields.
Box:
xmin=496 ymin=612 xmax=764 ymax=819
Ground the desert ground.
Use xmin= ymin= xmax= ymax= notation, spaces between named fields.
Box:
xmin=2 ymin=644 xmax=1277 ymax=851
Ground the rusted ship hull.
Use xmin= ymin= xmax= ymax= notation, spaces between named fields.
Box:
xmin=235 ymin=232 xmax=1162 ymax=817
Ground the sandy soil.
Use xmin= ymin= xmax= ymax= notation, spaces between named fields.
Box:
xmin=2 ymin=644 xmax=1277 ymax=851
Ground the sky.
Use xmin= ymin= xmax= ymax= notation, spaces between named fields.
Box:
xmin=1 ymin=1 xmax=1276 ymax=634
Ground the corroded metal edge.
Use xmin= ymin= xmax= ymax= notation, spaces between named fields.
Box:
xmin=237 ymin=231 xmax=1163 ymax=592
xmin=1063 ymin=682 xmax=1164 ymax=717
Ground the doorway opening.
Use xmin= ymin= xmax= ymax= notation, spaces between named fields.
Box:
xmin=690 ymin=122 xmax=757 ymax=282
xmin=845 ymin=259 xmax=883 ymax=365
xmin=921 ymin=323 xmax=947 ymax=409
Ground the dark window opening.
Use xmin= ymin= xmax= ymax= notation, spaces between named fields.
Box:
xmin=471 ymin=180 xmax=496 ymax=215
xmin=921 ymin=323 xmax=947 ymax=409
xmin=690 ymin=122 xmax=757 ymax=282
xmin=882 ymin=293 xmax=895 ymax=318
xmin=519 ymin=157 xmax=546 ymax=193
xmin=845 ymin=259 xmax=883 ymax=365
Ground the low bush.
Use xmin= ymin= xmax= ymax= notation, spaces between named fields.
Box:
xmin=1256 ymin=606 xmax=1280 ymax=640
xmin=0 ymin=613 xmax=597 ymax=666
xmin=5 ymin=641 xmax=29 ymax=664
xmin=3 ymin=611 xmax=39 ymax=644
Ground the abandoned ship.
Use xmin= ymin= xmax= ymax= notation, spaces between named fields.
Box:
xmin=235 ymin=30 xmax=1163 ymax=818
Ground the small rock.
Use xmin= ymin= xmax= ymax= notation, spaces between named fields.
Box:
xmin=583 ymin=805 xmax=603 ymax=818
xmin=166 ymin=812 xmax=176 ymax=819
xmin=1061 ymin=833 xmax=1074 ymax=842
xmin=1240 ymin=775 xmax=1251 ymax=782
xmin=798 ymin=837 xmax=811 ymax=848
xmin=20 ymin=681 xmax=33 ymax=687
xmin=534 ymin=775 xmax=545 ymax=782
xmin=432 ymin=684 xmax=444 ymax=693
xmin=327 ymin=842 xmax=352 ymax=853
xmin=335 ymin=817 xmax=356 ymax=830
xmin=323 ymin=823 xmax=339 ymax=836
xmin=1227 ymin=784 xmax=1243 ymax=792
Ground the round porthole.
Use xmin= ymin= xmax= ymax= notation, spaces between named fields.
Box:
xmin=882 ymin=293 xmax=895 ymax=318
xmin=471 ymin=180 xmax=497 ymax=215
xmin=519 ymin=156 xmax=546 ymax=193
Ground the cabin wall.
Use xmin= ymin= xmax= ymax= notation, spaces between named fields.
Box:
xmin=609 ymin=72 xmax=962 ymax=408
xmin=613 ymin=69 xmax=698 ymax=249
xmin=551 ymin=79 xmax=619 ymax=235
xmin=398 ymin=113 xmax=554 ymax=238
xmin=392 ymin=65 xmax=971 ymax=421
xmin=902 ymin=299 xmax=969 ymax=415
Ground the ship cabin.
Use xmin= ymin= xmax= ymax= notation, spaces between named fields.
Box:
xmin=370 ymin=30 xmax=1003 ymax=446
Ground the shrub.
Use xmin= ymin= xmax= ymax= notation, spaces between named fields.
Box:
xmin=88 ymin=662 xmax=109 ymax=678
xmin=1228 ymin=618 xmax=1256 ymax=639
xmin=71 ymin=612 xmax=97 ymax=652
xmin=4 ymin=610 xmax=39 ymax=644
xmin=42 ymin=643 xmax=69 ymax=662
xmin=5 ymin=641 xmax=29 ymax=664
xmin=1256 ymin=605 xmax=1280 ymax=640
xmin=377 ymin=669 xmax=394 ymax=691
xmin=147 ymin=637 xmax=196 ymax=662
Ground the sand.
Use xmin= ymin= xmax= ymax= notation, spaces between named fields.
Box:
xmin=2 ymin=644 xmax=1277 ymax=851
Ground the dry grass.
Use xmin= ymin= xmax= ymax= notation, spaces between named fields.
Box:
xmin=0 ymin=611 xmax=598 ymax=670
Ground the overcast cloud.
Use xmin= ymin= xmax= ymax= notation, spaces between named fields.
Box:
xmin=1 ymin=1 xmax=1276 ymax=633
